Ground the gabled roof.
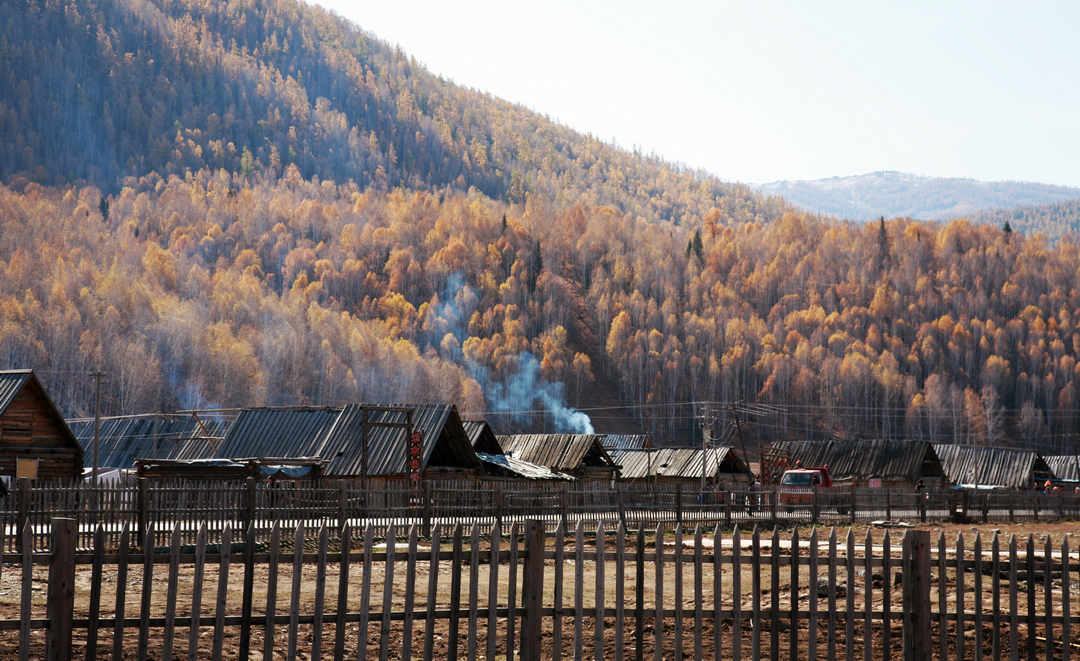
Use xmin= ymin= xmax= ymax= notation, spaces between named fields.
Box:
xmin=609 ymin=446 xmax=752 ymax=481
xmin=462 ymin=420 xmax=504 ymax=454
xmin=935 ymin=444 xmax=1051 ymax=488
xmin=600 ymin=434 xmax=655 ymax=450
xmin=0 ymin=369 xmax=81 ymax=453
xmin=770 ymin=439 xmax=945 ymax=482
xmin=497 ymin=434 xmax=617 ymax=472
xmin=69 ymin=414 xmax=231 ymax=469
xmin=178 ymin=404 xmax=480 ymax=477
xmin=1045 ymin=455 xmax=1080 ymax=481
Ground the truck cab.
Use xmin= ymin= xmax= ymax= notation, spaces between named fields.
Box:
xmin=778 ymin=463 xmax=833 ymax=509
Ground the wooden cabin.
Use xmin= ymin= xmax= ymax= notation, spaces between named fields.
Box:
xmin=0 ymin=370 xmax=83 ymax=481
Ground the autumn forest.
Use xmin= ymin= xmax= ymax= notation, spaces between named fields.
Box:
xmin=3 ymin=0 xmax=1080 ymax=454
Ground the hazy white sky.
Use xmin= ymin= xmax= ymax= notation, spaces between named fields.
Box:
xmin=312 ymin=1 xmax=1080 ymax=188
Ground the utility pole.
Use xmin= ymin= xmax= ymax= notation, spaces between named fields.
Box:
xmin=91 ymin=371 xmax=104 ymax=487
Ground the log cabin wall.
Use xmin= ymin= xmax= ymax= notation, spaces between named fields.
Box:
xmin=0 ymin=371 xmax=83 ymax=481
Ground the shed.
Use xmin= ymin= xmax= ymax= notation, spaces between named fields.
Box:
xmin=609 ymin=446 xmax=753 ymax=485
xmin=175 ymin=404 xmax=483 ymax=481
xmin=497 ymin=434 xmax=619 ymax=481
xmin=770 ymin=439 xmax=947 ymax=487
xmin=0 ymin=370 xmax=83 ymax=481
xmin=462 ymin=420 xmax=504 ymax=454
xmin=935 ymin=444 xmax=1052 ymax=489
xmin=69 ymin=413 xmax=230 ymax=470
xmin=464 ymin=420 xmax=573 ymax=480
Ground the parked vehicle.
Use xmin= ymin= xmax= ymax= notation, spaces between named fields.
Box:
xmin=778 ymin=464 xmax=835 ymax=512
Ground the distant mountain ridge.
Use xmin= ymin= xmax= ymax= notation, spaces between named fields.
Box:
xmin=756 ymin=171 xmax=1080 ymax=221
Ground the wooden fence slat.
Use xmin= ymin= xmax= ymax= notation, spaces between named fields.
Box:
xmin=654 ymin=522 xmax=664 ymax=661
xmin=752 ymin=525 xmax=761 ymax=661
xmin=263 ymin=522 xmax=281 ymax=661
xmin=190 ymin=523 xmax=208 ymax=661
xmin=211 ymin=523 xmax=232 ymax=661
xmin=1063 ymin=535 xmax=1072 ymax=661
xmin=507 ymin=523 xmax=519 ymax=661
xmin=790 ymin=527 xmax=799 ymax=661
xmin=991 ymin=532 xmax=1000 ymax=661
xmin=974 ymin=533 xmax=983 ymax=661
xmin=553 ymin=520 xmax=565 ymax=661
xmin=240 ymin=521 xmax=257 ymax=661
xmin=1009 ymin=535 xmax=1018 ymax=661
xmin=863 ymin=529 xmax=872 ymax=661
xmin=938 ymin=531 xmax=948 ymax=661
xmin=312 ymin=524 xmax=328 ymax=661
xmin=575 ymin=519 xmax=585 ymax=661
xmin=616 ymin=522 xmax=626 ymax=661
xmin=733 ymin=526 xmax=743 ymax=661
xmin=112 ymin=523 xmax=130 ymax=661
xmin=845 ymin=528 xmax=854 ymax=661
xmin=1026 ymin=535 xmax=1035 ymax=661
xmin=137 ymin=524 xmax=154 ymax=661
xmin=1044 ymin=535 xmax=1054 ymax=661
xmin=422 ymin=525 xmax=442 ymax=661
xmin=448 ymin=524 xmax=464 ymax=661
xmin=486 ymin=523 xmax=500 ymax=661
xmin=712 ymin=525 xmax=722 ymax=661
xmin=334 ymin=523 xmax=352 ymax=661
xmin=827 ymin=528 xmax=837 ymax=661
xmin=595 ymin=522 xmax=606 ymax=661
xmin=882 ymin=531 xmax=892 ymax=657
xmin=808 ymin=528 xmax=818 ymax=661
xmin=85 ymin=525 xmax=105 ymax=661
xmin=467 ymin=524 xmax=480 ymax=661
xmin=358 ymin=524 xmax=374 ymax=661
xmin=287 ymin=523 xmax=304 ymax=661
xmin=693 ymin=524 xmax=703 ymax=661
xmin=770 ymin=526 xmax=780 ymax=661
xmin=635 ymin=523 xmax=645 ymax=661
xmin=957 ymin=533 xmax=965 ymax=661
xmin=379 ymin=525 xmax=397 ymax=661
xmin=17 ymin=524 xmax=30 ymax=661
xmin=675 ymin=524 xmax=684 ymax=661
xmin=162 ymin=524 xmax=182 ymax=661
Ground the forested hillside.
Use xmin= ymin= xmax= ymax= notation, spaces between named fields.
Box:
xmin=0 ymin=0 xmax=775 ymax=225
xmin=756 ymin=171 xmax=1080 ymax=222
xmin=958 ymin=199 xmax=1080 ymax=244
xmin=4 ymin=0 xmax=1080 ymax=453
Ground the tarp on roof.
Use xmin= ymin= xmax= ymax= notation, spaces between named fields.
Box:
xmin=609 ymin=447 xmax=751 ymax=480
xmin=600 ymin=434 xmax=654 ymax=450
xmin=70 ymin=414 xmax=230 ymax=469
xmin=770 ymin=440 xmax=945 ymax=482
xmin=477 ymin=453 xmax=574 ymax=480
xmin=497 ymin=434 xmax=617 ymax=472
xmin=935 ymin=444 xmax=1050 ymax=488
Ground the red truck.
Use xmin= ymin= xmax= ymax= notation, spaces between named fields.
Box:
xmin=778 ymin=463 xmax=833 ymax=510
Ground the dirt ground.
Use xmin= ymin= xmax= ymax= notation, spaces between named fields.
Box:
xmin=3 ymin=519 xmax=1079 ymax=660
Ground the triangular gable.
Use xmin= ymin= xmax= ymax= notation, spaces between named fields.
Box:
xmin=0 ymin=369 xmax=82 ymax=455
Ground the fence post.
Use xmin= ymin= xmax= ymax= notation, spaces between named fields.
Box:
xmin=15 ymin=478 xmax=29 ymax=553
xmin=903 ymin=530 xmax=932 ymax=661
xmin=886 ymin=489 xmax=892 ymax=520
xmin=850 ymin=487 xmax=856 ymax=525
xmin=919 ymin=490 xmax=926 ymax=524
xmin=1032 ymin=491 xmax=1039 ymax=522
xmin=770 ymin=487 xmax=779 ymax=522
xmin=45 ymin=518 xmax=77 ymax=661
xmin=1008 ymin=491 xmax=1015 ymax=523
xmin=137 ymin=478 xmax=149 ymax=546
xmin=520 ymin=520 xmax=545 ymax=661
xmin=560 ymin=484 xmax=569 ymax=528
xmin=811 ymin=486 xmax=819 ymax=524
xmin=1059 ymin=490 xmax=1065 ymax=518
xmin=675 ymin=484 xmax=683 ymax=525
xmin=496 ymin=483 xmax=505 ymax=529
xmin=615 ymin=483 xmax=627 ymax=529
xmin=244 ymin=476 xmax=257 ymax=531
xmin=338 ymin=479 xmax=348 ymax=528
xmin=422 ymin=481 xmax=432 ymax=538
xmin=724 ymin=488 xmax=732 ymax=528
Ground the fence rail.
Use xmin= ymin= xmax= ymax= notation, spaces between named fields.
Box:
xmin=7 ymin=517 xmax=1080 ymax=660
xmin=3 ymin=477 xmax=1079 ymax=552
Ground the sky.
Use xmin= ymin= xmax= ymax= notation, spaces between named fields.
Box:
xmin=312 ymin=1 xmax=1080 ymax=188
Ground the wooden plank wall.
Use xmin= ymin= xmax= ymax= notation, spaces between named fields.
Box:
xmin=7 ymin=521 xmax=1080 ymax=660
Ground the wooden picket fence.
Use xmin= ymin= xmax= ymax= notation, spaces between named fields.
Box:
xmin=6 ymin=516 xmax=1080 ymax=660
xmin=7 ymin=476 xmax=1079 ymax=554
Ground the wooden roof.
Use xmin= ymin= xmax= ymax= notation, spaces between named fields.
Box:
xmin=496 ymin=434 xmax=617 ymax=473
